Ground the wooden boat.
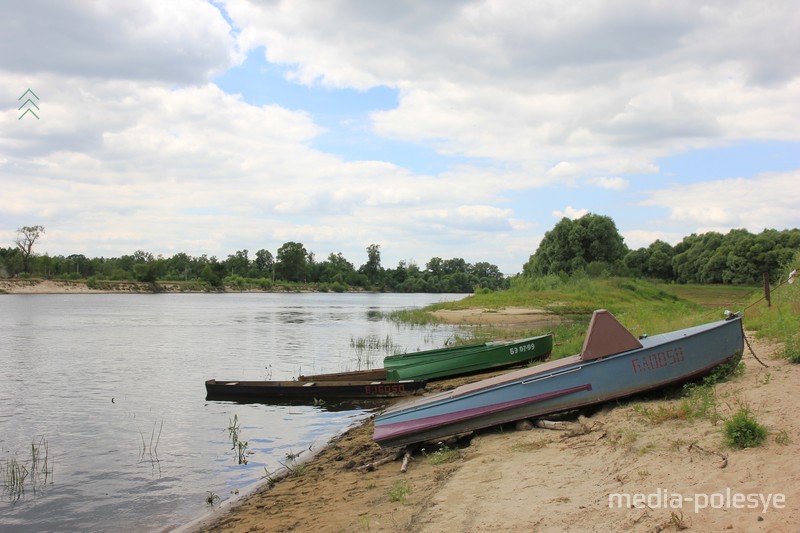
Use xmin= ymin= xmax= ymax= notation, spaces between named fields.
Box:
xmin=373 ymin=310 xmax=744 ymax=447
xmin=205 ymin=378 xmax=426 ymax=402
xmin=381 ymin=333 xmax=553 ymax=381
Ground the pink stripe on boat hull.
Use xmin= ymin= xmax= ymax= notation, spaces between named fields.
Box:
xmin=374 ymin=383 xmax=592 ymax=443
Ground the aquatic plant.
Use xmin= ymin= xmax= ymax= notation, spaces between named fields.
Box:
xmin=226 ymin=415 xmax=249 ymax=465
xmin=1 ymin=436 xmax=54 ymax=501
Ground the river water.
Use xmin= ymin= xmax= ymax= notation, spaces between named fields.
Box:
xmin=0 ymin=292 xmax=465 ymax=532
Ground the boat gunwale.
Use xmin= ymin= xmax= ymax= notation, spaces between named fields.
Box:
xmin=383 ymin=333 xmax=552 ymax=364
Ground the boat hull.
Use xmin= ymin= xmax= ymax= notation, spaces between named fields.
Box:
xmin=374 ymin=317 xmax=744 ymax=447
xmin=206 ymin=378 xmax=426 ymax=402
xmin=384 ymin=334 xmax=553 ymax=381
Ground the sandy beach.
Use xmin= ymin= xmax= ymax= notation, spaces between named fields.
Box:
xmin=0 ymin=279 xmax=184 ymax=294
xmin=185 ymin=312 xmax=799 ymax=533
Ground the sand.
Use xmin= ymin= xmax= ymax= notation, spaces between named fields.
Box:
xmin=185 ymin=311 xmax=800 ymax=533
xmin=0 ymin=279 xmax=185 ymax=294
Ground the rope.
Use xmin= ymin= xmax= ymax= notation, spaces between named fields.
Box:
xmin=744 ymin=333 xmax=769 ymax=368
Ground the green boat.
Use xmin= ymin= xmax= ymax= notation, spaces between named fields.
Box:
xmin=383 ymin=333 xmax=553 ymax=381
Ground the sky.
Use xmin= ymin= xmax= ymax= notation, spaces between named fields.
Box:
xmin=1 ymin=0 xmax=799 ymax=275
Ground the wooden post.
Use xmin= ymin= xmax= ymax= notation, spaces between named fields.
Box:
xmin=763 ymin=272 xmax=771 ymax=307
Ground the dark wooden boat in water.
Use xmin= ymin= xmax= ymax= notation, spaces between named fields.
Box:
xmin=205 ymin=378 xmax=426 ymax=402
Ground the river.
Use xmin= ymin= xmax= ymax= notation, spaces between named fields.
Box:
xmin=0 ymin=292 xmax=465 ymax=532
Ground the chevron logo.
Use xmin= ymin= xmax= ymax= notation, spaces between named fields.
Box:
xmin=18 ymin=88 xmax=40 ymax=120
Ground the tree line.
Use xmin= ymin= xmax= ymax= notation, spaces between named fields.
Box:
xmin=5 ymin=217 xmax=799 ymax=292
xmin=1 ymin=228 xmax=507 ymax=293
xmin=523 ymin=214 xmax=800 ymax=285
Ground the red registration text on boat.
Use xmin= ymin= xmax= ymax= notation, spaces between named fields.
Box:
xmin=509 ymin=342 xmax=537 ymax=355
xmin=364 ymin=384 xmax=406 ymax=394
xmin=631 ymin=347 xmax=684 ymax=374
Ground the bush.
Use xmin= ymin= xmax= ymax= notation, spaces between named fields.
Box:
xmin=784 ymin=337 xmax=800 ymax=364
xmin=724 ymin=407 xmax=767 ymax=449
xmin=331 ymin=281 xmax=347 ymax=293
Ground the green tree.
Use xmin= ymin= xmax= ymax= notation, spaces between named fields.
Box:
xmin=14 ymin=225 xmax=45 ymax=274
xmin=319 ymin=252 xmax=357 ymax=284
xmin=0 ymin=247 xmax=23 ymax=277
xmin=361 ymin=244 xmax=383 ymax=285
xmin=254 ymin=249 xmax=274 ymax=278
xmin=524 ymin=214 xmax=627 ymax=276
xmin=225 ymin=249 xmax=250 ymax=276
xmin=275 ymin=242 xmax=310 ymax=282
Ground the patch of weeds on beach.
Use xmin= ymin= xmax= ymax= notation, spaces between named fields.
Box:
xmin=669 ymin=438 xmax=690 ymax=451
xmin=724 ymin=407 xmax=767 ymax=449
xmin=773 ymin=429 xmax=791 ymax=446
xmin=633 ymin=403 xmax=686 ymax=425
xmin=634 ymin=362 xmax=742 ymax=427
xmin=784 ymin=337 xmax=800 ymax=364
xmin=669 ymin=511 xmax=690 ymax=530
xmin=388 ymin=479 xmax=412 ymax=504
xmin=205 ymin=491 xmax=220 ymax=505
xmin=637 ymin=442 xmax=656 ymax=455
xmin=610 ymin=428 xmax=639 ymax=448
xmin=358 ymin=513 xmax=372 ymax=531
xmin=680 ymin=383 xmax=720 ymax=423
xmin=423 ymin=443 xmax=460 ymax=465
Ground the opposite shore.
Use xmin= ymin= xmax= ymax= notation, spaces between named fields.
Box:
xmin=0 ymin=278 xmax=348 ymax=295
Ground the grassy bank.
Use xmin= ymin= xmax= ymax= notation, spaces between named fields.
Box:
xmin=401 ymin=273 xmax=797 ymax=360
xmin=741 ymin=251 xmax=800 ymax=362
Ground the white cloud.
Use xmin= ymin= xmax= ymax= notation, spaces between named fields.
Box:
xmin=587 ymin=176 xmax=629 ymax=190
xmin=622 ymin=229 xmax=684 ymax=250
xmin=638 ymin=170 xmax=800 ymax=236
xmin=2 ymin=0 xmax=799 ymax=275
xmin=224 ymin=0 xmax=800 ymax=180
xmin=552 ymin=206 xmax=589 ymax=220
xmin=0 ymin=0 xmax=239 ymax=84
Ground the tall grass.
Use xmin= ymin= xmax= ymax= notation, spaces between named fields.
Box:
xmin=740 ymin=251 xmax=800 ymax=360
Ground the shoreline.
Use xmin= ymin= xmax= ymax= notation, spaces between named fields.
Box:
xmin=0 ymin=279 xmax=349 ymax=295
xmin=186 ymin=332 xmax=799 ymax=533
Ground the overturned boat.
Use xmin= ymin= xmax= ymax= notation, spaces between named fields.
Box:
xmin=373 ymin=310 xmax=744 ymax=448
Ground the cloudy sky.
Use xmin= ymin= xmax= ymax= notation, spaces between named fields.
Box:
xmin=2 ymin=0 xmax=799 ymax=274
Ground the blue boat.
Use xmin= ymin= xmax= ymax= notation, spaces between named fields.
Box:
xmin=373 ymin=310 xmax=744 ymax=448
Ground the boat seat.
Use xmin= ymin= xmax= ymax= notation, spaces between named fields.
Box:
xmin=580 ymin=309 xmax=642 ymax=361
